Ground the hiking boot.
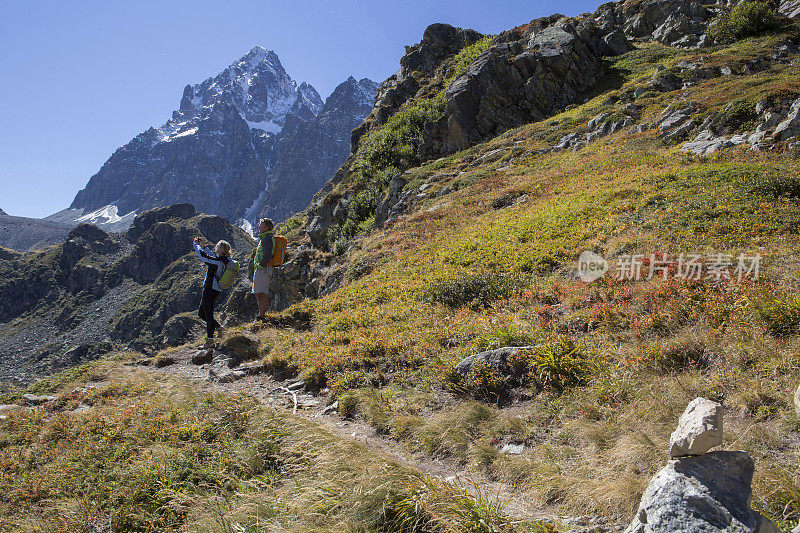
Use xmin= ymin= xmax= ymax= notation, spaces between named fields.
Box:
xmin=201 ymin=337 xmax=216 ymax=349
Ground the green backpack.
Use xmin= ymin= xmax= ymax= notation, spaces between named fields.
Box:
xmin=217 ymin=260 xmax=240 ymax=290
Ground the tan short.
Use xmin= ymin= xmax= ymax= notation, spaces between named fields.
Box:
xmin=252 ymin=266 xmax=273 ymax=294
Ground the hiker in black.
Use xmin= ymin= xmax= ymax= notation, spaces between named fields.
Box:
xmin=193 ymin=237 xmax=232 ymax=348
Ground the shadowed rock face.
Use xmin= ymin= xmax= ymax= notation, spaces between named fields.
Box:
xmin=254 ymin=77 xmax=379 ymax=224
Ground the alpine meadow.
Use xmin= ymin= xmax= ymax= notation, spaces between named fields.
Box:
xmin=3 ymin=0 xmax=800 ymax=531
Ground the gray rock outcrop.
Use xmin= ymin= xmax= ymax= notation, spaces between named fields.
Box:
xmin=421 ymin=16 xmax=631 ymax=158
xmin=593 ymin=0 xmax=714 ymax=48
xmin=624 ymin=451 xmax=778 ymax=533
xmin=160 ymin=314 xmax=204 ymax=347
xmin=455 ymin=346 xmax=537 ymax=375
xmin=780 ymin=0 xmax=800 ymax=18
xmin=795 ymin=384 xmax=800 ymax=418
xmin=773 ymin=98 xmax=800 ymax=141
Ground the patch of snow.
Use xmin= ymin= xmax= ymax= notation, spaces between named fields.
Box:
xmin=172 ymin=127 xmax=198 ymax=139
xmin=246 ymin=120 xmax=281 ymax=133
xmin=238 ymin=218 xmax=255 ymax=237
xmin=74 ymin=204 xmax=137 ymax=229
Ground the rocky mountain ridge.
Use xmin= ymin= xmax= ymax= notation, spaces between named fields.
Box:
xmin=259 ymin=0 xmax=800 ymax=310
xmin=0 ymin=211 xmax=73 ymax=252
xmin=63 ymin=47 xmax=377 ymax=234
xmin=0 ymin=204 xmax=255 ymax=386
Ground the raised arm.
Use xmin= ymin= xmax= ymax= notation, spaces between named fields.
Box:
xmin=194 ymin=242 xmax=223 ymax=266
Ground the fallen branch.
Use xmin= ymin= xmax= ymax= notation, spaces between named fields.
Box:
xmin=274 ymin=386 xmax=298 ymax=414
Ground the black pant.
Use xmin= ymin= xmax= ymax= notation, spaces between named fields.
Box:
xmin=198 ymin=288 xmax=221 ymax=338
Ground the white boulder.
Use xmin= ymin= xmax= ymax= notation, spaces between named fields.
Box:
xmin=669 ymin=397 xmax=723 ymax=458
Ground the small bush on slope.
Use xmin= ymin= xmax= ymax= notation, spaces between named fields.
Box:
xmin=710 ymin=1 xmax=780 ymax=44
xmin=425 ymin=273 xmax=526 ymax=310
xmin=758 ymin=296 xmax=800 ymax=336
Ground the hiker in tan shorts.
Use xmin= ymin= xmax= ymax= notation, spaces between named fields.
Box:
xmin=253 ymin=218 xmax=274 ymax=320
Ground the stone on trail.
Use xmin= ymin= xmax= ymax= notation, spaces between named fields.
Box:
xmin=669 ymin=397 xmax=722 ymax=458
xmin=624 ymin=451 xmax=779 ymax=533
xmin=191 ymin=349 xmax=214 ymax=365
xmin=207 ymin=366 xmax=246 ymax=384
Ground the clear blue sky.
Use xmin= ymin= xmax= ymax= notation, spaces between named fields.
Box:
xmin=0 ymin=0 xmax=599 ymax=218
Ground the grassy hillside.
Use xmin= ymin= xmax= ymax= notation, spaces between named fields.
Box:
xmin=3 ymin=11 xmax=800 ymax=533
xmin=224 ymin=32 xmax=800 ymax=526
xmin=0 ymin=361 xmax=546 ymax=532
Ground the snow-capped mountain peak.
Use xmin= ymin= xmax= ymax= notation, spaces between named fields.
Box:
xmin=68 ymin=46 xmax=377 ymax=232
xmin=240 ymin=46 xmax=281 ymax=71
xmin=174 ymin=46 xmax=322 ymax=135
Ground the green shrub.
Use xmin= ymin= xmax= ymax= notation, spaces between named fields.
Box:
xmin=222 ymin=334 xmax=259 ymax=360
xmin=758 ymin=297 xmax=800 ymax=336
xmin=338 ymin=393 xmax=359 ymax=419
xmin=328 ymin=168 xmax=396 ymax=250
xmin=528 ymin=340 xmax=594 ymax=392
xmin=301 ymin=366 xmax=328 ymax=392
xmin=447 ymin=35 xmax=495 ymax=84
xmin=425 ymin=273 xmax=525 ymax=309
xmin=444 ymin=362 xmax=508 ymax=403
xmin=331 ymin=370 xmax=370 ymax=393
xmin=330 ymin=235 xmax=349 ymax=256
xmin=354 ymin=96 xmax=445 ymax=176
xmin=710 ymin=1 xmax=779 ymax=43
xmin=718 ymin=100 xmax=757 ymax=132
xmin=748 ymin=173 xmax=800 ymax=199
xmin=651 ymin=340 xmax=708 ymax=372
xmin=275 ymin=214 xmax=302 ymax=234
xmin=477 ymin=325 xmax=533 ymax=350
xmin=346 ymin=255 xmax=375 ymax=281
xmin=262 ymin=353 xmax=298 ymax=380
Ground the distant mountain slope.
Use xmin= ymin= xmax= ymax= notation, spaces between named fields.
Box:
xmin=66 ymin=47 xmax=376 ymax=232
xmin=0 ymin=212 xmax=73 ymax=251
